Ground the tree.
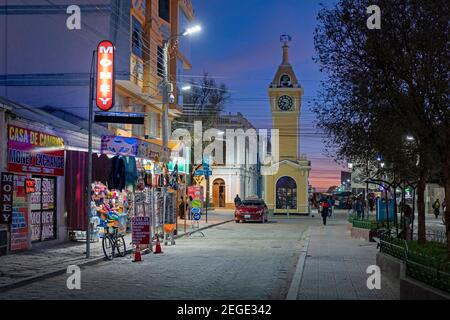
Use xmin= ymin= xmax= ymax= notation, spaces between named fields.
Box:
xmin=173 ymin=73 xmax=231 ymax=183
xmin=313 ymin=0 xmax=450 ymax=256
xmin=174 ymin=73 xmax=231 ymax=131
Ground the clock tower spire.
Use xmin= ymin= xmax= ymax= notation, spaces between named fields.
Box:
xmin=268 ymin=35 xmax=304 ymax=161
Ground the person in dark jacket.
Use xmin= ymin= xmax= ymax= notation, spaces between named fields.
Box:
xmin=234 ymin=194 xmax=242 ymax=207
xmin=321 ymin=200 xmax=330 ymax=225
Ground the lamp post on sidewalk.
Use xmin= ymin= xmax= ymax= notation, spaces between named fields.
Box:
xmin=161 ymin=25 xmax=202 ymax=151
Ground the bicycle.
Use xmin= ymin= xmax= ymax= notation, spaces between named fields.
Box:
xmin=101 ymin=216 xmax=127 ymax=260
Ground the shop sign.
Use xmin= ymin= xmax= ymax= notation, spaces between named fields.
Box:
xmin=101 ymin=136 xmax=161 ymax=161
xmin=96 ymin=40 xmax=115 ymax=111
xmin=101 ymin=136 xmax=139 ymax=157
xmin=132 ymin=217 xmax=150 ymax=245
xmin=1 ymin=173 xmax=14 ymax=224
xmin=25 ymin=179 xmax=36 ymax=194
xmin=7 ymin=124 xmax=65 ymax=176
xmin=137 ymin=140 xmax=161 ymax=161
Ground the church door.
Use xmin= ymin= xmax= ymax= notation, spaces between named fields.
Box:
xmin=213 ymin=179 xmax=226 ymax=208
xmin=276 ymin=176 xmax=297 ymax=210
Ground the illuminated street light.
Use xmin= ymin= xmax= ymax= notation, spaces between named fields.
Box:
xmin=181 ymin=85 xmax=192 ymax=91
xmin=183 ymin=25 xmax=202 ymax=36
xmin=406 ymin=135 xmax=415 ymax=141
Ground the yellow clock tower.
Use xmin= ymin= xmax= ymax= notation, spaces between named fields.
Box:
xmin=263 ymin=36 xmax=311 ymax=215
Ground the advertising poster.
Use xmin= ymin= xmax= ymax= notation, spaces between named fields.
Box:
xmin=30 ymin=177 xmax=56 ymax=242
xmin=188 ymin=185 xmax=204 ymax=209
xmin=10 ymin=175 xmax=30 ymax=251
xmin=132 ymin=217 xmax=150 ymax=245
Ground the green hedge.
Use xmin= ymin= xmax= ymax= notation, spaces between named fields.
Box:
xmin=380 ymin=236 xmax=450 ymax=293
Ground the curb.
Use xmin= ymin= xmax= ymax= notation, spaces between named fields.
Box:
xmin=174 ymin=219 xmax=233 ymax=239
xmin=0 ymin=219 xmax=233 ymax=294
xmin=286 ymin=230 xmax=310 ymax=300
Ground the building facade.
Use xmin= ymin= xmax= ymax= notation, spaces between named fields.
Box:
xmin=0 ymin=0 xmax=196 ymax=145
xmin=208 ymin=113 xmax=260 ymax=209
xmin=263 ymin=38 xmax=311 ymax=215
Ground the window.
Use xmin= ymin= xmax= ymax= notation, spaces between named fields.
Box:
xmin=157 ymin=46 xmax=164 ymax=78
xmin=131 ymin=16 xmax=143 ymax=59
xmin=147 ymin=112 xmax=158 ymax=138
xmin=132 ymin=104 xmax=145 ymax=137
xmin=280 ymin=74 xmax=292 ymax=88
xmin=159 ymin=0 xmax=170 ymax=23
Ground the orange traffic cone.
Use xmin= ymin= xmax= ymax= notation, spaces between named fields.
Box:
xmin=133 ymin=245 xmax=142 ymax=262
xmin=154 ymin=235 xmax=163 ymax=254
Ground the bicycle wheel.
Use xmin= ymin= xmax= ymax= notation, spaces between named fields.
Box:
xmin=116 ymin=235 xmax=127 ymax=257
xmin=102 ymin=236 xmax=114 ymax=260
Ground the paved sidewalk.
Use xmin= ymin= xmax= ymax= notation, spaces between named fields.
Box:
xmin=297 ymin=225 xmax=399 ymax=300
xmin=0 ymin=210 xmax=233 ymax=292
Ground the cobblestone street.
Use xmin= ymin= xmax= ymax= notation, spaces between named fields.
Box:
xmin=0 ymin=210 xmax=400 ymax=300
xmin=0 ymin=216 xmax=308 ymax=300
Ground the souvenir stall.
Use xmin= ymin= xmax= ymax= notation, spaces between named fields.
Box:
xmin=90 ymin=182 xmax=129 ymax=240
xmin=95 ymin=136 xmax=173 ymax=246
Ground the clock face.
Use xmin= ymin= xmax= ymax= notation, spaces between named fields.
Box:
xmin=278 ymin=95 xmax=293 ymax=111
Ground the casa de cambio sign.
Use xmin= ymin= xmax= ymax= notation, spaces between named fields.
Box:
xmin=96 ymin=40 xmax=115 ymax=111
xmin=7 ymin=124 xmax=65 ymax=176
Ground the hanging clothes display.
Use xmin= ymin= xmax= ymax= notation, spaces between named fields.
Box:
xmin=92 ymin=154 xmax=112 ymax=185
xmin=123 ymin=156 xmax=138 ymax=191
xmin=108 ymin=156 xmax=126 ymax=191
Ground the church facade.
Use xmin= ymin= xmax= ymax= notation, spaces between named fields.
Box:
xmin=263 ymin=37 xmax=311 ymax=215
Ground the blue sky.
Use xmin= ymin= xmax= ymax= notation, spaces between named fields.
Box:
xmin=187 ymin=0 xmax=346 ymax=191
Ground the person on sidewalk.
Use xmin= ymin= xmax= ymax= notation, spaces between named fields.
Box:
xmin=327 ymin=196 xmax=334 ymax=218
xmin=356 ymin=196 xmax=364 ymax=219
xmin=432 ymin=199 xmax=440 ymax=219
xmin=187 ymin=196 xmax=193 ymax=220
xmin=178 ymin=196 xmax=186 ymax=219
xmin=321 ymin=200 xmax=330 ymax=225
xmin=234 ymin=194 xmax=242 ymax=208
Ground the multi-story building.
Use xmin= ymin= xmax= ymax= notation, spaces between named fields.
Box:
xmin=0 ymin=0 xmax=196 ymax=147
xmin=0 ymin=0 xmax=197 ymax=253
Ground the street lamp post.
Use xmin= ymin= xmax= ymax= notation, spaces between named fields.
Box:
xmin=161 ymin=25 xmax=201 ymax=151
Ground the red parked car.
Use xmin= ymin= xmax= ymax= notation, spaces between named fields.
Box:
xmin=235 ymin=199 xmax=269 ymax=223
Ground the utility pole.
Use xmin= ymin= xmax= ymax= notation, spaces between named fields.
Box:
xmin=86 ymin=50 xmax=96 ymax=259
xmin=161 ymin=40 xmax=170 ymax=151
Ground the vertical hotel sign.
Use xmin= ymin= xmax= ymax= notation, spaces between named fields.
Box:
xmin=96 ymin=40 xmax=115 ymax=111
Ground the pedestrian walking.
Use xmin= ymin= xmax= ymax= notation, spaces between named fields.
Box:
xmin=432 ymin=199 xmax=440 ymax=219
xmin=356 ymin=196 xmax=364 ymax=219
xmin=178 ymin=196 xmax=186 ymax=219
xmin=234 ymin=194 xmax=242 ymax=208
xmin=327 ymin=196 xmax=334 ymax=218
xmin=321 ymin=200 xmax=330 ymax=225
xmin=187 ymin=196 xmax=193 ymax=220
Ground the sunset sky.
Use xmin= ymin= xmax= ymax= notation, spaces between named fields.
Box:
xmin=188 ymin=0 xmax=346 ymax=191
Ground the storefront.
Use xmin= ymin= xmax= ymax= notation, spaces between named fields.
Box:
xmin=66 ymin=135 xmax=176 ymax=245
xmin=1 ymin=121 xmax=65 ymax=254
